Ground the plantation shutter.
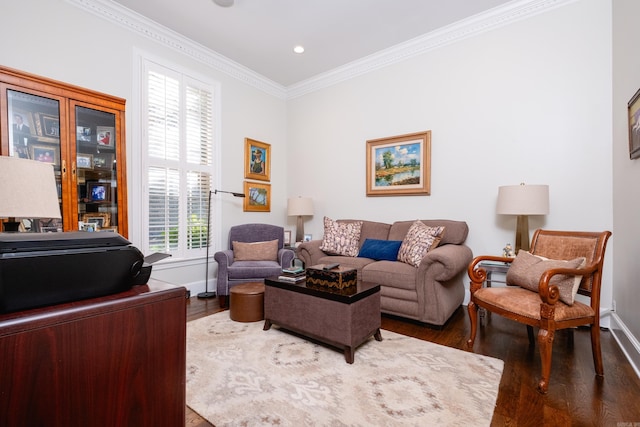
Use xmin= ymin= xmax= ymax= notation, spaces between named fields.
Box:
xmin=145 ymin=63 xmax=214 ymax=256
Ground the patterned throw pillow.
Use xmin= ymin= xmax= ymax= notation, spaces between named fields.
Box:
xmin=506 ymin=250 xmax=586 ymax=305
xmin=397 ymin=221 xmax=445 ymax=267
xmin=319 ymin=217 xmax=363 ymax=257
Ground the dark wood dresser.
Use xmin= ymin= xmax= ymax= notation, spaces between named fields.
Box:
xmin=0 ymin=279 xmax=187 ymax=427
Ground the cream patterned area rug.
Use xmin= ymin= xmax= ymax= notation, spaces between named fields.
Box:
xmin=186 ymin=311 xmax=503 ymax=426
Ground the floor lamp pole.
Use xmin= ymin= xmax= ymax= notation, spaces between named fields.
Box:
xmin=198 ymin=190 xmax=216 ymax=299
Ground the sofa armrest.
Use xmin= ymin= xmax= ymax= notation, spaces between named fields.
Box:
xmin=417 ymin=244 xmax=474 ymax=282
xmin=297 ymin=240 xmax=326 ymax=267
xmin=278 ymin=248 xmax=296 ymax=269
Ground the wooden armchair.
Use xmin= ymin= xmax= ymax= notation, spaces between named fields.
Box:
xmin=467 ymin=229 xmax=611 ymax=394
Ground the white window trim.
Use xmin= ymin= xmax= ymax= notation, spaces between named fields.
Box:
xmin=130 ymin=48 xmax=222 ymax=266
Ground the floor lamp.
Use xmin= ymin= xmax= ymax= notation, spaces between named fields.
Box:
xmin=496 ymin=183 xmax=549 ymax=253
xmin=198 ymin=189 xmax=245 ymax=299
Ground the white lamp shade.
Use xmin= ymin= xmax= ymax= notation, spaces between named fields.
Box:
xmin=0 ymin=157 xmax=61 ymax=219
xmin=496 ymin=184 xmax=549 ymax=215
xmin=287 ymin=197 xmax=314 ymax=216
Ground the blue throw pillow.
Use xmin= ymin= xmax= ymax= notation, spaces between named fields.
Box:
xmin=358 ymin=239 xmax=403 ymax=261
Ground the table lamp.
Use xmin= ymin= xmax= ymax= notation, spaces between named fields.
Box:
xmin=496 ymin=183 xmax=549 ymax=253
xmin=0 ymin=157 xmax=62 ymax=232
xmin=287 ymin=197 xmax=314 ymax=243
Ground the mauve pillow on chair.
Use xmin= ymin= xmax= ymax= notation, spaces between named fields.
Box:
xmin=358 ymin=239 xmax=403 ymax=261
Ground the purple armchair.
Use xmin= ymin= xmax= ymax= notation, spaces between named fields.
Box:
xmin=214 ymin=223 xmax=295 ymax=306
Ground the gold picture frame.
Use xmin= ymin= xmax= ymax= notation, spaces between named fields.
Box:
xmin=29 ymin=144 xmax=60 ymax=166
xmin=82 ymin=212 xmax=111 ymax=228
xmin=244 ymin=138 xmax=271 ymax=181
xmin=365 ymin=131 xmax=431 ymax=196
xmin=243 ymin=181 xmax=271 ymax=212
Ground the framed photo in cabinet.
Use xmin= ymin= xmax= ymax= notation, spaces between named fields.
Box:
xmin=93 ymin=153 xmax=114 ymax=171
xmin=97 ymin=126 xmax=114 ymax=147
xmin=30 ymin=144 xmax=59 ymax=166
xmin=81 ymin=212 xmax=111 ymax=228
xmin=77 ymin=153 xmax=93 ymax=169
xmin=86 ymin=182 xmax=112 ymax=203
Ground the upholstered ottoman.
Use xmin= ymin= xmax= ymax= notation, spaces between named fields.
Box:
xmin=229 ymin=282 xmax=265 ymax=322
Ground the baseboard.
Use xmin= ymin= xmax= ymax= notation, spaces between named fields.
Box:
xmin=609 ymin=312 xmax=640 ymax=381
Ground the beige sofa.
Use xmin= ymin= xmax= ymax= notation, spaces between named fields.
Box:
xmin=297 ymin=219 xmax=472 ymax=327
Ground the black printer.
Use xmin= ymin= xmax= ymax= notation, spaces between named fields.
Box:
xmin=0 ymin=232 xmax=148 ymax=314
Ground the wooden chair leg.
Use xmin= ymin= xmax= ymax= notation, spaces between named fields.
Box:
xmin=590 ymin=324 xmax=604 ymax=376
xmin=218 ymin=295 xmax=228 ymax=308
xmin=537 ymin=327 xmax=555 ymax=394
xmin=467 ymin=301 xmax=478 ymax=348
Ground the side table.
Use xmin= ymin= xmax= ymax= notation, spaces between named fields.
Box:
xmin=477 ymin=261 xmax=511 ymax=323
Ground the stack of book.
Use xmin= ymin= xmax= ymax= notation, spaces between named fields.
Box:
xmin=278 ymin=266 xmax=306 ymax=283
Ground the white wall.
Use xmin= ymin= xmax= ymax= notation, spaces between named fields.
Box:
xmin=0 ymin=0 xmax=288 ymax=293
xmin=287 ymin=0 xmax=613 ymax=307
xmin=612 ymin=0 xmax=640 ymax=375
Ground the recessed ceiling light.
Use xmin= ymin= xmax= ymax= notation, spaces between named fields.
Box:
xmin=293 ymin=45 xmax=305 ymax=54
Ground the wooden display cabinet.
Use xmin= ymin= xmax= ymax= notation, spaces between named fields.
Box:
xmin=0 ymin=65 xmax=128 ymax=237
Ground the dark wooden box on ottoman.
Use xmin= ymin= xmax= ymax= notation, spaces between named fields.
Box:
xmin=306 ymin=264 xmax=357 ymax=289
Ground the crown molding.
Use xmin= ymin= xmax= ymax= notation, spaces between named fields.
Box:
xmin=286 ymin=0 xmax=576 ymax=99
xmin=67 ymin=0 xmax=575 ymax=101
xmin=66 ymin=0 xmax=288 ymax=99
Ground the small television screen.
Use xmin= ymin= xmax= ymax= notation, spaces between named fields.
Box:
xmin=87 ymin=182 xmax=111 ymax=203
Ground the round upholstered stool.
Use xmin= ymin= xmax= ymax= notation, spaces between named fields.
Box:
xmin=229 ymin=282 xmax=265 ymax=322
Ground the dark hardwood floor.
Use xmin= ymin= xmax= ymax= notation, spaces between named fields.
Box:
xmin=185 ymin=297 xmax=640 ymax=426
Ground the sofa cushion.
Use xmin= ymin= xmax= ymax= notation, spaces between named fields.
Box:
xmin=319 ymin=216 xmax=363 ymax=257
xmin=388 ymin=220 xmax=468 ymax=245
xmin=397 ymin=221 xmax=445 ymax=267
xmin=506 ymin=250 xmax=586 ymax=305
xmin=362 ymin=260 xmax=417 ymax=290
xmin=358 ymin=239 xmax=403 ymax=261
xmin=232 ymin=239 xmax=278 ymax=261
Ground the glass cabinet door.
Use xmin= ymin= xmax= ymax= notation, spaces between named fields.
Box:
xmin=6 ymin=89 xmax=64 ymax=232
xmin=74 ymin=105 xmax=119 ymax=232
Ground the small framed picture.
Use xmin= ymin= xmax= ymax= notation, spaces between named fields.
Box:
xmin=93 ymin=153 xmax=114 ymax=171
xmin=40 ymin=114 xmax=60 ymax=137
xmin=77 ymin=126 xmax=92 ymax=142
xmin=284 ymin=230 xmax=292 ymax=246
xmin=96 ymin=126 xmax=115 ymax=147
xmin=82 ymin=212 xmax=111 ymax=228
xmin=77 ymin=153 xmax=93 ymax=169
xmin=30 ymin=144 xmax=59 ymax=166
xmin=303 ymin=234 xmax=312 ymax=242
xmin=243 ymin=181 xmax=271 ymax=212
xmin=86 ymin=182 xmax=112 ymax=203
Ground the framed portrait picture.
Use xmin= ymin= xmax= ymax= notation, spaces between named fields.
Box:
xmin=303 ymin=234 xmax=312 ymax=242
xmin=244 ymin=138 xmax=271 ymax=181
xmin=77 ymin=153 xmax=93 ymax=169
xmin=96 ymin=126 xmax=115 ymax=147
xmin=243 ymin=181 xmax=271 ymax=212
xmin=365 ymin=131 xmax=431 ymax=196
xmin=30 ymin=144 xmax=59 ymax=166
xmin=82 ymin=212 xmax=111 ymax=228
xmin=284 ymin=230 xmax=292 ymax=246
xmin=628 ymin=88 xmax=640 ymax=160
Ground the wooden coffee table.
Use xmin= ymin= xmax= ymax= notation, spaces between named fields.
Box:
xmin=263 ymin=276 xmax=382 ymax=363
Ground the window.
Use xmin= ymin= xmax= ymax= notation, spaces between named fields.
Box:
xmin=142 ymin=60 xmax=215 ymax=258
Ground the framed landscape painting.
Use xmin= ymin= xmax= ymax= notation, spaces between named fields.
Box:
xmin=365 ymin=131 xmax=431 ymax=196
xmin=243 ymin=181 xmax=271 ymax=212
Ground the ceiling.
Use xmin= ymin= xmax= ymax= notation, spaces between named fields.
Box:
xmin=110 ymin=0 xmax=513 ymax=87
